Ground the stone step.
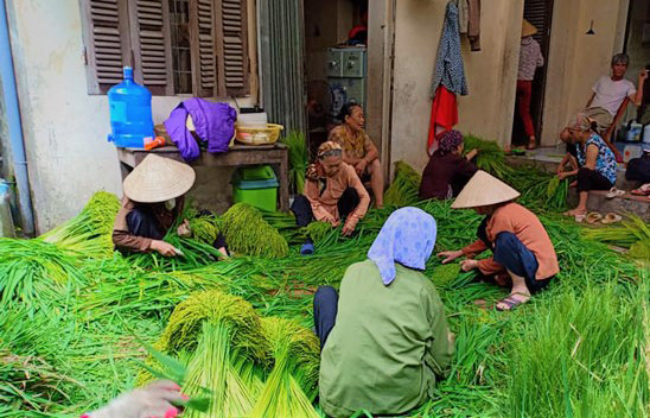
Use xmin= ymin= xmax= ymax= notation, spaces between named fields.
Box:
xmin=567 ymin=189 xmax=650 ymax=221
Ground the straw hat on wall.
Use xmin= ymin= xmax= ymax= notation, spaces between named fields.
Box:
xmin=522 ymin=19 xmax=538 ymax=38
xmin=123 ymin=154 xmax=196 ymax=203
xmin=451 ymin=171 xmax=520 ymax=209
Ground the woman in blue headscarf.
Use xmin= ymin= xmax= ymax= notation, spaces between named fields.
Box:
xmin=314 ymin=207 xmax=455 ymax=418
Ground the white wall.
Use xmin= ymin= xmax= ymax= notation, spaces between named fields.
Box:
xmin=390 ymin=0 xmax=523 ymax=172
xmin=6 ymin=0 xmax=256 ymax=233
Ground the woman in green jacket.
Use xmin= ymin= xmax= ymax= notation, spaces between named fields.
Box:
xmin=314 ymin=207 xmax=455 ymax=417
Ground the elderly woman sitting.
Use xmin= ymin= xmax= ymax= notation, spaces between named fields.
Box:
xmin=290 ymin=141 xmax=371 ymax=255
xmin=438 ymin=171 xmax=559 ymax=311
xmin=559 ymin=113 xmax=618 ymax=222
xmin=419 ymin=130 xmax=478 ymax=200
xmin=314 ymin=207 xmax=454 ymax=418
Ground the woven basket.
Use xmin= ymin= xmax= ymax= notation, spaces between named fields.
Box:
xmin=235 ymin=123 xmax=284 ymax=145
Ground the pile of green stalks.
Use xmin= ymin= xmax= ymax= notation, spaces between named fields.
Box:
xmin=463 ymin=135 xmax=513 ymax=179
xmin=384 ymin=161 xmax=422 ymax=207
xmin=582 ymin=215 xmax=650 ymax=261
xmin=40 ymin=191 xmax=121 ymax=259
xmin=222 ymin=203 xmax=289 ymax=258
xmin=3 ymin=153 xmax=650 ymax=417
xmin=281 ymin=131 xmax=309 ymax=195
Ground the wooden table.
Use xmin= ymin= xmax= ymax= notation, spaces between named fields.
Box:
xmin=117 ymin=143 xmax=290 ymax=211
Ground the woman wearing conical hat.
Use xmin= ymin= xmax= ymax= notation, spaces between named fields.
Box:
xmin=112 ymin=154 xmax=227 ymax=257
xmin=438 ymin=171 xmax=559 ymax=310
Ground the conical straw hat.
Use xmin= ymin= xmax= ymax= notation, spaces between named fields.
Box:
xmin=123 ymin=154 xmax=196 ymax=203
xmin=522 ymin=19 xmax=538 ymax=38
xmin=451 ymin=170 xmax=520 ymax=209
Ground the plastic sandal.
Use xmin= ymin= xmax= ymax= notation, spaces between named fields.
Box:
xmin=631 ymin=184 xmax=650 ymax=196
xmin=601 ymin=213 xmax=623 ymax=224
xmin=574 ymin=214 xmax=586 ymax=223
xmin=496 ymin=292 xmax=531 ymax=312
xmin=585 ymin=212 xmax=603 ymax=224
xmin=605 ymin=187 xmax=626 ymax=199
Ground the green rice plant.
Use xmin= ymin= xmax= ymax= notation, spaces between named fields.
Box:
xmin=282 ymin=131 xmax=309 ymax=194
xmin=463 ymin=135 xmax=513 ymax=179
xmin=629 ymin=240 xmax=650 ymax=261
xmin=582 ymin=215 xmax=650 ymax=249
xmin=304 ymin=221 xmax=333 ymax=244
xmin=506 ymin=283 xmax=648 ymax=417
xmin=251 ymin=317 xmax=320 ymax=418
xmin=384 ymin=161 xmax=422 ymax=207
xmin=0 ymin=238 xmax=85 ymax=314
xmin=40 ymin=191 xmax=120 ymax=259
xmin=144 ymin=290 xmax=269 ymax=418
xmin=222 ymin=203 xmax=289 ymax=258
xmin=432 ymin=263 xmax=461 ymax=287
xmin=188 ymin=215 xmax=222 ymax=245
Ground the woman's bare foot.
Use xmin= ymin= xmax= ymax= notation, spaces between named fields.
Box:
xmin=563 ymin=208 xmax=587 ymax=217
xmin=526 ymin=137 xmax=537 ymax=150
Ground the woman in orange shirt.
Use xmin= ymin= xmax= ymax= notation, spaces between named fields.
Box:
xmin=438 ymin=171 xmax=559 ymax=311
xmin=291 ymin=141 xmax=371 ymax=255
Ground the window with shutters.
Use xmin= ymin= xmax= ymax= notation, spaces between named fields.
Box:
xmin=80 ymin=0 xmax=250 ymax=97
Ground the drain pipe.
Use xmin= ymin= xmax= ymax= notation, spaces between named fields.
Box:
xmin=0 ymin=0 xmax=34 ymax=236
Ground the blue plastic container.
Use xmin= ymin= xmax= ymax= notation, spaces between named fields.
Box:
xmin=107 ymin=67 xmax=154 ymax=148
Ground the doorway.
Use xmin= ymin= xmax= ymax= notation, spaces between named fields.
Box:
xmin=624 ymin=0 xmax=650 ymax=125
xmin=303 ymin=0 xmax=369 ymax=157
xmin=512 ymin=0 xmax=554 ymax=148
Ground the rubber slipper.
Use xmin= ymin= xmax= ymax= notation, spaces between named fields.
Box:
xmin=574 ymin=214 xmax=586 ymax=223
xmin=585 ymin=212 xmax=603 ymax=224
xmin=496 ymin=292 xmax=530 ymax=312
xmin=601 ymin=213 xmax=623 ymax=224
xmin=631 ymin=183 xmax=650 ymax=196
xmin=300 ymin=242 xmax=314 ymax=255
xmin=605 ymin=187 xmax=625 ymax=199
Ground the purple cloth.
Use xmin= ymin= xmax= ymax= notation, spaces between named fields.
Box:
xmin=164 ymin=99 xmax=237 ymax=162
xmin=367 ymin=207 xmax=438 ymax=286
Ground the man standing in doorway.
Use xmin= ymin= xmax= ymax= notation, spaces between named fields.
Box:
xmin=561 ymin=53 xmax=648 ymax=160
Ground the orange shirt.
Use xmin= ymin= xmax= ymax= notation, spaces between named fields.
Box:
xmin=304 ymin=163 xmax=370 ymax=223
xmin=462 ymin=202 xmax=559 ymax=280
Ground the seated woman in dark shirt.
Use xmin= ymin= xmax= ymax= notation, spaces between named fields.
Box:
xmin=419 ymin=130 xmax=478 ymax=200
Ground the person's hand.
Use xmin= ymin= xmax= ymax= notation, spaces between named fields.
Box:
xmin=150 ymin=240 xmax=178 ymax=257
xmin=321 ymin=213 xmax=337 ymax=226
xmin=342 ymin=217 xmax=358 ymax=236
xmin=466 ymin=149 xmax=478 ymax=160
xmin=177 ymin=219 xmax=191 ymax=238
xmin=437 ymin=250 xmax=463 ymax=264
xmin=639 ymin=69 xmax=649 ymax=82
xmin=355 ymin=159 xmax=368 ymax=175
xmin=557 ymin=171 xmax=569 ymax=180
xmin=460 ymin=259 xmax=479 ymax=272
xmin=83 ymin=380 xmax=186 ymax=418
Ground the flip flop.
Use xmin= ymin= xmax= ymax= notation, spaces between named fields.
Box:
xmin=585 ymin=212 xmax=603 ymax=224
xmin=496 ymin=292 xmax=531 ymax=312
xmin=631 ymin=184 xmax=650 ymax=196
xmin=601 ymin=213 xmax=623 ymax=224
xmin=574 ymin=214 xmax=586 ymax=223
xmin=605 ymin=187 xmax=626 ymax=199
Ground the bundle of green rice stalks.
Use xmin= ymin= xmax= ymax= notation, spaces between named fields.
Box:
xmin=0 ymin=238 xmax=85 ymax=314
xmin=544 ymin=176 xmax=569 ymax=211
xmin=282 ymin=131 xmax=309 ymax=194
xmin=303 ymin=221 xmax=333 ymax=244
xmin=188 ymin=215 xmax=222 ymax=245
xmin=629 ymin=241 xmax=650 ymax=261
xmin=384 ymin=161 xmax=422 ymax=207
xmin=40 ymin=191 xmax=120 ymax=259
xmin=463 ymin=135 xmax=512 ymax=179
xmin=221 ymin=203 xmax=289 ymax=258
xmin=582 ymin=215 xmax=650 ymax=249
xmin=432 ymin=263 xmax=461 ymax=287
xmin=148 ymin=290 xmax=269 ymax=417
xmin=251 ymin=317 xmax=320 ymax=418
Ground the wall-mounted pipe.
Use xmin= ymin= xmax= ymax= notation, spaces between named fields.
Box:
xmin=0 ymin=0 xmax=35 ymax=236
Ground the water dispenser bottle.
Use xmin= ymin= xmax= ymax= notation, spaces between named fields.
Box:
xmin=107 ymin=67 xmax=154 ymax=148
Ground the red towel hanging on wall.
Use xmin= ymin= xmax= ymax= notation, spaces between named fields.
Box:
xmin=427 ymin=85 xmax=458 ymax=153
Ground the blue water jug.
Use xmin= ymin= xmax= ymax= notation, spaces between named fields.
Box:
xmin=107 ymin=67 xmax=154 ymax=148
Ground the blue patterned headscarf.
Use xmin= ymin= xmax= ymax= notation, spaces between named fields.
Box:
xmin=367 ymin=207 xmax=437 ymax=286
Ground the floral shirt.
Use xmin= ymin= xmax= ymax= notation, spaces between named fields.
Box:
xmin=576 ymin=134 xmax=617 ymax=184
xmin=328 ymin=125 xmax=374 ymax=160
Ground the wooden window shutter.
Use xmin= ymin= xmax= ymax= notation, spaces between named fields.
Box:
xmin=216 ymin=0 xmax=249 ymax=96
xmin=190 ymin=0 xmax=217 ymax=97
xmin=128 ymin=0 xmax=175 ymax=95
xmin=81 ymin=0 xmax=131 ymax=94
